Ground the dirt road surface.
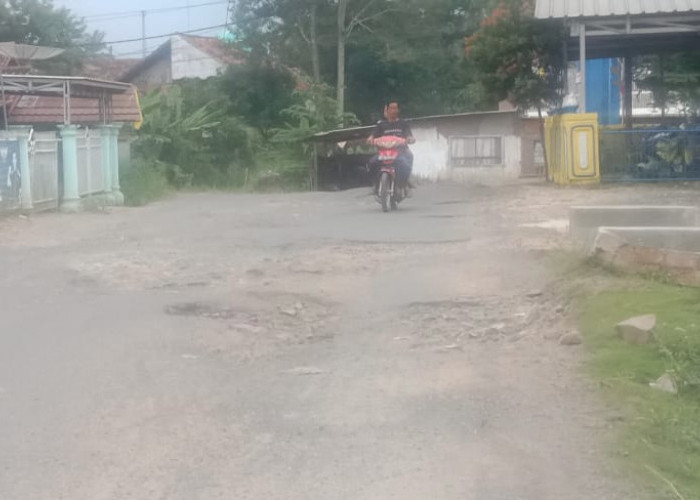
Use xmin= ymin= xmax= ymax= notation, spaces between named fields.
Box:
xmin=3 ymin=182 xmax=694 ymax=499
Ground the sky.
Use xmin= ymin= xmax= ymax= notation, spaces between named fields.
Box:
xmin=54 ymin=0 xmax=231 ymax=59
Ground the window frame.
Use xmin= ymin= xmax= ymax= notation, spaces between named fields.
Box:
xmin=448 ymin=135 xmax=504 ymax=168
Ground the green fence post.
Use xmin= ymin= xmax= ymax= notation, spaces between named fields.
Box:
xmin=58 ymin=124 xmax=81 ymax=212
xmin=110 ymin=124 xmax=124 ymax=206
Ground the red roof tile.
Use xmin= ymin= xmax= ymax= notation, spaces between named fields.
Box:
xmin=79 ymin=57 xmax=141 ymax=82
xmin=179 ymin=34 xmax=245 ymax=66
xmin=5 ymin=86 xmax=142 ymax=126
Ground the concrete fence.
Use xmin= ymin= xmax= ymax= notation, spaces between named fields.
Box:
xmin=0 ymin=125 xmax=125 ymax=213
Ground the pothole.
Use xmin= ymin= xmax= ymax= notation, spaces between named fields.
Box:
xmin=165 ymin=302 xmax=254 ymax=321
xmin=402 ymin=295 xmax=564 ymax=347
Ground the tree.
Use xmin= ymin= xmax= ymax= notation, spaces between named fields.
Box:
xmin=231 ymin=0 xmax=334 ymax=84
xmin=465 ymin=0 xmax=565 ymax=176
xmin=231 ymin=0 xmax=397 ymax=119
xmin=636 ymin=52 xmax=700 ymax=119
xmin=465 ymin=0 xmax=565 ymax=111
xmin=229 ymin=0 xmax=504 ymax=124
xmin=335 ymin=0 xmax=396 ymax=117
xmin=0 ymin=0 xmax=104 ymax=73
xmin=274 ymin=78 xmax=358 ymax=143
xmin=220 ymin=58 xmax=298 ymax=138
xmin=353 ymin=0 xmax=497 ymax=119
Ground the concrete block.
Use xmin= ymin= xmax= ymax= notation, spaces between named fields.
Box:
xmin=591 ymin=227 xmax=700 ymax=285
xmin=591 ymin=228 xmax=627 ymax=256
xmin=664 ymin=250 xmax=700 ymax=271
xmin=570 ymin=206 xmax=698 ymax=250
xmin=595 ymin=227 xmax=700 ymax=253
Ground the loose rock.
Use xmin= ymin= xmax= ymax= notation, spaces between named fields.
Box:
xmin=616 ymin=314 xmax=656 ymax=345
xmin=649 ymin=373 xmax=677 ymax=394
xmin=559 ymin=333 xmax=583 ymax=346
xmin=434 ymin=344 xmax=462 ymax=353
xmin=280 ymin=307 xmax=298 ymax=317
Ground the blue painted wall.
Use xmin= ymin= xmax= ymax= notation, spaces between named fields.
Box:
xmin=585 ymin=58 xmax=622 ymax=125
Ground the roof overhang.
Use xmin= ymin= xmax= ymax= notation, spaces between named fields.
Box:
xmin=535 ymin=0 xmax=700 ymax=59
xmin=0 ymin=75 xmax=132 ymax=97
xmin=565 ymin=13 xmax=700 ymax=59
xmin=1 ymin=75 xmax=138 ymax=127
xmin=309 ymin=110 xmax=520 ymax=144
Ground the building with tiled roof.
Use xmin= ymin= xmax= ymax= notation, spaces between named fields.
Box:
xmin=79 ymin=57 xmax=141 ymax=83
xmin=121 ymin=34 xmax=244 ymax=92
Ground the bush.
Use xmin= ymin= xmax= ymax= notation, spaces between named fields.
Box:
xmin=120 ymin=159 xmax=171 ymax=206
xmin=253 ymin=146 xmax=309 ymax=191
xmin=133 ymin=85 xmax=260 ymax=190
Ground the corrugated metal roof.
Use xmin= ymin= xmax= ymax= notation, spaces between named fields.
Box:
xmin=536 ymin=0 xmax=700 ymax=19
xmin=310 ymin=110 xmax=519 ymax=143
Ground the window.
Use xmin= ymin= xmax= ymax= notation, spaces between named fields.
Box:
xmin=449 ymin=136 xmax=503 ymax=167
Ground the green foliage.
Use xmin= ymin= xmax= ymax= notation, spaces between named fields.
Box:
xmin=231 ymin=0 xmax=505 ymax=121
xmin=273 ymin=79 xmax=358 ymax=143
xmin=220 ymin=59 xmax=297 ymax=137
xmin=636 ymin=52 xmax=700 ymax=118
xmin=120 ymin=159 xmax=171 ymax=207
xmin=580 ymin=286 xmax=700 ymax=499
xmin=0 ymin=0 xmax=104 ymax=73
xmin=257 ymin=80 xmax=357 ymax=190
xmin=465 ymin=0 xmax=566 ymax=110
xmin=133 ymin=83 xmax=259 ymax=189
xmin=253 ymin=146 xmax=309 ymax=191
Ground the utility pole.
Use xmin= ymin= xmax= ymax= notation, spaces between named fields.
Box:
xmin=141 ymin=10 xmax=147 ymax=58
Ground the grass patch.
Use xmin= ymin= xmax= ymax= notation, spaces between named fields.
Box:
xmin=120 ymin=159 xmax=172 ymax=207
xmin=579 ymin=284 xmax=700 ymax=499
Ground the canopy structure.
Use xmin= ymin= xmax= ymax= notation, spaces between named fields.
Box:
xmin=536 ymin=0 xmax=700 ymax=119
xmin=0 ymin=75 xmax=139 ymax=129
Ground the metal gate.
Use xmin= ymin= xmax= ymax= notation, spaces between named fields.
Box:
xmin=600 ymin=127 xmax=700 ymax=182
xmin=77 ymin=127 xmax=104 ymax=196
xmin=29 ymin=130 xmax=60 ymax=210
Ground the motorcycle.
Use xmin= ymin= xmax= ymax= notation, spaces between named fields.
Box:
xmin=372 ymin=135 xmax=408 ymax=212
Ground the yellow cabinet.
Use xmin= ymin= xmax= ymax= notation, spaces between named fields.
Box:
xmin=544 ymin=113 xmax=601 ymax=185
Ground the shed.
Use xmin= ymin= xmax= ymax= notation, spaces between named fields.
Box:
xmin=309 ymin=111 xmax=544 ymax=190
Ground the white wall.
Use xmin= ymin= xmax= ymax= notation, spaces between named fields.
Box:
xmin=171 ymin=35 xmax=225 ymax=81
xmin=411 ymin=125 xmax=447 ymax=181
xmin=448 ymin=136 xmax=522 ymax=185
xmin=410 ymin=120 xmax=523 ymax=186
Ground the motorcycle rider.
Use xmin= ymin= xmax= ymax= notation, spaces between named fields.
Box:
xmin=366 ymin=100 xmax=415 ymax=195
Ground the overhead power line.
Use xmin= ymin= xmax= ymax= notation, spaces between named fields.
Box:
xmin=85 ymin=24 xmax=229 ymax=48
xmin=83 ymin=1 xmax=228 ymax=22
xmin=114 ymin=27 xmax=225 ymax=57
